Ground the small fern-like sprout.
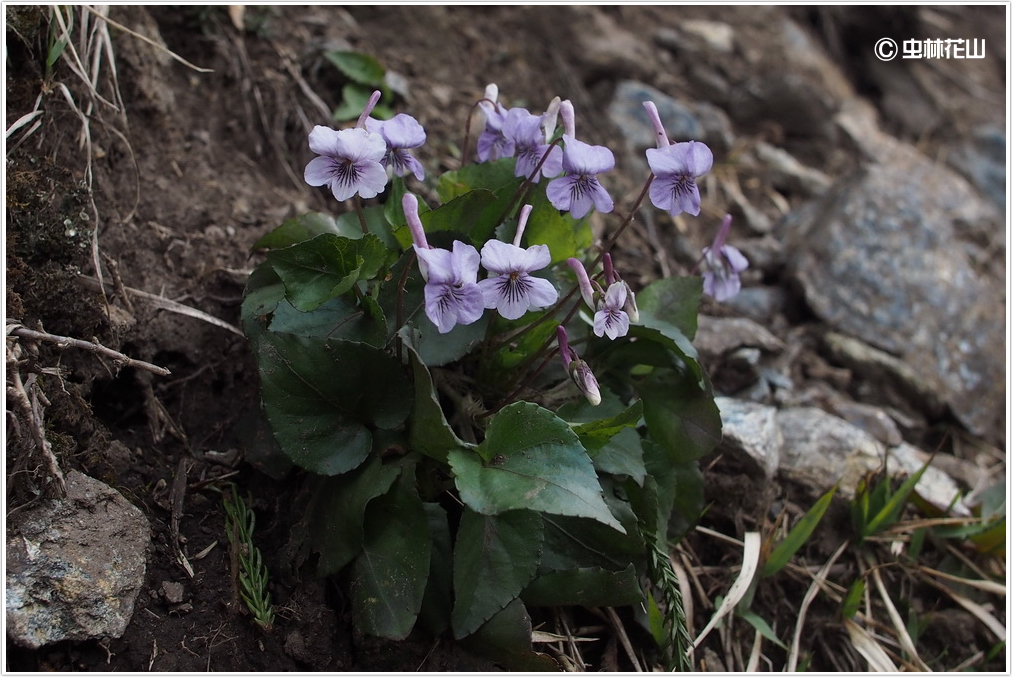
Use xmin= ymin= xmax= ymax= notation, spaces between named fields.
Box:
xmin=223 ymin=483 xmax=275 ymax=632
xmin=646 ymin=535 xmax=693 ymax=671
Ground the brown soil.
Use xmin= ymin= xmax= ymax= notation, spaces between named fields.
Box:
xmin=5 ymin=5 xmax=1005 ymax=672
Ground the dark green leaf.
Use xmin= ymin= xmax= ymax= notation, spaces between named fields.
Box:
xmin=448 ymin=402 xmax=624 ymax=532
xmin=862 ymin=459 xmax=932 ymax=539
xmin=590 ymin=427 xmax=646 ymax=486
xmin=241 ymin=263 xmax=286 ymax=341
xmin=252 ymin=212 xmax=342 ymax=251
xmin=638 ymin=367 xmax=722 ymax=464
xmin=458 ymin=598 xmax=558 ymax=670
xmin=392 ymin=189 xmax=500 ymax=250
xmin=571 ymin=400 xmax=643 ymax=442
xmin=267 ymin=233 xmax=387 ymax=311
xmin=269 ymin=295 xmax=386 ymax=346
xmin=255 ymin=333 xmax=412 ymax=475
xmin=306 ymin=456 xmax=401 ymax=575
xmin=452 ymin=509 xmax=543 ymax=639
xmin=636 ymin=276 xmax=703 ymax=341
xmin=437 ymin=157 xmax=521 ymax=202
xmin=325 ymin=51 xmax=386 ymax=86
xmin=404 ymin=340 xmax=472 ymax=464
xmin=335 ymin=205 xmax=401 ymax=251
xmin=522 ymin=564 xmax=642 ymax=607
xmin=350 ymin=468 xmax=431 ymax=639
xmin=539 ymin=511 xmax=643 ymax=574
xmin=418 ymin=502 xmax=453 ymax=636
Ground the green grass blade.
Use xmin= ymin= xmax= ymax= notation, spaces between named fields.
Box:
xmin=762 ymin=486 xmax=837 ymax=578
xmin=862 ymin=459 xmax=932 ymax=539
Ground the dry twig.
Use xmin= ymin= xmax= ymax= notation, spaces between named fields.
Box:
xmin=8 ymin=325 xmax=170 ymax=376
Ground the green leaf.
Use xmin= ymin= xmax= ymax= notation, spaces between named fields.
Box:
xmin=241 ymin=263 xmax=286 ymax=342
xmin=448 ymin=402 xmax=625 ymax=533
xmin=589 ymin=427 xmax=647 ymax=486
xmin=571 ymin=400 xmax=643 ymax=443
xmin=391 ymin=189 xmax=500 ymax=250
xmin=306 ymin=456 xmax=401 ymax=575
xmin=861 ymin=458 xmax=933 ymax=540
xmin=267 ymin=233 xmax=388 ymax=311
xmin=255 ymin=333 xmax=412 ymax=475
xmin=325 ymin=51 xmax=386 ymax=87
xmin=350 ymin=467 xmax=431 ymax=639
xmin=762 ymin=486 xmax=837 ymax=578
xmin=738 ymin=609 xmax=788 ymax=650
xmin=269 ymin=295 xmax=386 ymax=346
xmin=418 ymin=502 xmax=453 ymax=636
xmin=636 ymin=276 xmax=703 ymax=341
xmin=437 ymin=157 xmax=521 ymax=202
xmin=404 ymin=341 xmax=471 ymax=464
xmin=522 ymin=187 xmax=587 ymax=265
xmin=452 ymin=509 xmax=543 ymax=639
xmin=252 ymin=212 xmax=342 ymax=251
xmin=397 ymin=312 xmax=490 ymax=368
xmin=638 ymin=366 xmax=722 ymax=464
xmin=538 ymin=510 xmax=643 ymax=574
xmin=840 ymin=578 xmax=865 ymax=620
xmin=335 ymin=205 xmax=401 ymax=251
xmin=458 ymin=598 xmax=558 ymax=670
xmin=521 ymin=564 xmax=643 ymax=607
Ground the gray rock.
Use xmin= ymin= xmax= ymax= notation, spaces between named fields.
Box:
xmin=607 ymin=80 xmax=735 ymax=153
xmin=777 ymin=407 xmax=967 ymax=513
xmin=826 ymin=399 xmax=904 ymax=447
xmin=695 ymin=315 xmax=785 ymax=361
xmin=714 ymin=397 xmax=782 ymax=479
xmin=782 ymin=110 xmax=1005 ymax=440
xmin=948 ymin=125 xmax=1006 ymax=211
xmin=6 ymin=471 xmax=150 ymax=649
xmin=753 ymin=141 xmax=832 ymax=197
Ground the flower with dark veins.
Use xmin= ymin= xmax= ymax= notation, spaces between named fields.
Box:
xmin=643 ymin=100 xmax=713 ymax=217
xmin=404 ymin=193 xmax=483 ymax=333
xmin=304 ymin=126 xmax=388 ymax=201
xmin=478 ymin=205 xmax=558 ymax=320
xmin=365 ymin=113 xmax=427 ymax=181
xmin=546 ymin=101 xmax=615 ymax=219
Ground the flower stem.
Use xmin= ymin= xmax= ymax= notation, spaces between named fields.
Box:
xmin=353 ymin=195 xmax=371 ymax=234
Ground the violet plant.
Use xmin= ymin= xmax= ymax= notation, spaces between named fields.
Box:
xmin=242 ymin=87 xmax=746 ymax=669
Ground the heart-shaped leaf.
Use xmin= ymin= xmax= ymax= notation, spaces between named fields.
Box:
xmin=522 ymin=564 xmax=643 ymax=608
xmin=255 ymin=332 xmax=412 ymax=475
xmin=350 ymin=467 xmax=431 ymax=639
xmin=448 ymin=402 xmax=624 ymax=533
xmin=452 ymin=508 xmax=543 ymax=639
xmin=267 ymin=233 xmax=387 ymax=311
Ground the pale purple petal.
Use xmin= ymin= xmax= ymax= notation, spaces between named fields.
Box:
xmin=367 ymin=114 xmax=426 ymax=149
xmin=345 ymin=161 xmax=389 ymax=200
xmin=649 ymin=174 xmax=701 ymax=216
xmin=594 ymin=307 xmax=630 ymax=339
xmin=308 ymin=125 xmax=343 ymax=157
xmin=479 ymin=239 xmax=522 ymax=274
xmin=304 ymin=156 xmax=336 ymax=186
xmin=450 ymin=240 xmax=481 ymax=285
xmin=415 ymin=247 xmax=454 ymax=284
xmin=546 ymin=175 xmax=576 ymax=212
xmin=722 ymin=244 xmax=749 ymax=273
xmin=515 ymin=243 xmax=552 ymax=271
xmin=561 ymin=136 xmax=615 ymax=174
xmin=330 ymin=127 xmax=387 ymax=163
xmin=524 ymin=276 xmax=559 ymax=309
xmin=703 ymin=271 xmax=741 ymax=303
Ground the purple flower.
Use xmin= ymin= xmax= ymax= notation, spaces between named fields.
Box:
xmin=504 ymin=107 xmax=562 ymax=182
xmin=701 ymin=215 xmax=749 ymax=302
xmin=556 ymin=326 xmax=601 ymax=406
xmin=304 ymin=126 xmax=388 ymax=201
xmin=403 ymin=193 xmax=483 ymax=333
xmin=594 ymin=283 xmax=630 ymax=340
xmin=646 ymin=140 xmax=713 ymax=217
xmin=478 ymin=205 xmax=558 ymax=320
xmin=365 ymin=114 xmax=427 ymax=181
xmin=568 ymin=256 xmax=631 ymax=340
xmin=476 ymin=86 xmax=514 ymax=163
xmin=546 ymin=136 xmax=615 ymax=219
